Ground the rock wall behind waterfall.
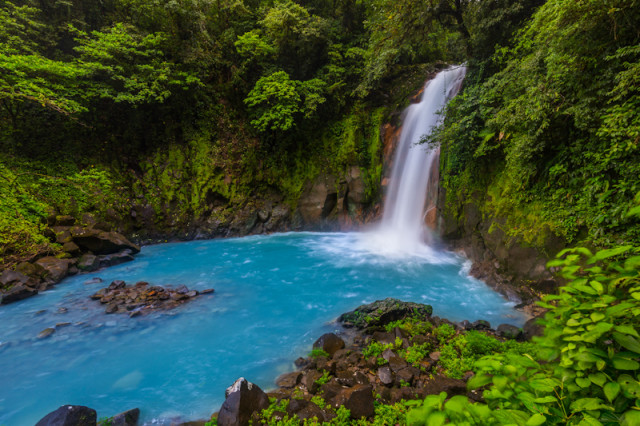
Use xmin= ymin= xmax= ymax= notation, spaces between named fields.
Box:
xmin=436 ymin=187 xmax=566 ymax=304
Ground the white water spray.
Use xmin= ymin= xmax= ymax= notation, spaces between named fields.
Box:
xmin=362 ymin=66 xmax=466 ymax=259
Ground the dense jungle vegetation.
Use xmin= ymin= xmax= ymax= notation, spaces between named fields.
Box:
xmin=2 ymin=0 xmax=640 ymax=424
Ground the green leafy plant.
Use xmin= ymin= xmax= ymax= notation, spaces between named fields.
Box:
xmin=315 ymin=370 xmax=332 ymax=386
xmin=308 ymin=348 xmax=330 ymax=359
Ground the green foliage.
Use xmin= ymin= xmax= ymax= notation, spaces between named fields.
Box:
xmin=408 ymin=241 xmax=640 ymax=424
xmin=308 ymin=348 xmax=330 ymax=359
xmin=363 ymin=337 xmax=402 ymax=360
xmin=0 ymin=154 xmax=125 ymax=268
xmin=244 ymin=71 xmax=326 ymax=133
xmin=438 ymin=330 xmax=536 ymax=379
xmin=437 ymin=0 xmax=640 ymax=247
xmin=407 ymin=392 xmax=499 ymax=425
xmin=72 ymin=23 xmax=200 ymax=104
xmin=315 ymin=370 xmax=332 ymax=386
xmin=385 ymin=316 xmax=433 ymax=336
xmin=433 ymin=323 xmax=456 ymax=345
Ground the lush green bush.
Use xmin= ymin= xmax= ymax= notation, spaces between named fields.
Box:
xmin=408 ymin=238 xmax=640 ymax=425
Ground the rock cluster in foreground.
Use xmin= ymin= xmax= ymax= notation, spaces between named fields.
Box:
xmin=90 ymin=280 xmax=213 ymax=316
xmin=211 ymin=298 xmax=537 ymax=425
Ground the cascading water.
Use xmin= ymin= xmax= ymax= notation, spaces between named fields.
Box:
xmin=366 ymin=66 xmax=466 ymax=258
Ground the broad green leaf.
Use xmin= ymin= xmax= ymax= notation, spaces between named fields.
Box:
xmin=426 ymin=411 xmax=446 ymax=426
xmin=578 ymin=414 xmax=604 ymax=426
xmin=590 ymin=312 xmax=606 ymax=323
xmin=615 ymin=325 xmax=640 ymax=338
xmin=621 ymin=409 xmax=640 ymax=426
xmin=612 ymin=355 xmax=640 ymax=370
xmin=526 ymin=413 xmax=546 ymax=426
xmin=533 ymin=396 xmax=557 ymax=403
xmin=570 ymin=398 xmax=611 ymax=412
xmin=618 ymin=374 xmax=640 ymax=398
xmin=590 ymin=281 xmax=604 ymax=294
xmin=613 ymin=332 xmax=640 ymax=353
xmin=444 ymin=395 xmax=468 ymax=414
xmin=624 ymin=256 xmax=640 ymax=269
xmin=589 ymin=373 xmax=607 ymax=387
xmin=467 ymin=373 xmax=492 ymax=389
xmin=604 ymin=382 xmax=620 ymax=402
xmin=576 ymin=377 xmax=591 ymax=388
xmin=588 ymin=246 xmax=632 ymax=262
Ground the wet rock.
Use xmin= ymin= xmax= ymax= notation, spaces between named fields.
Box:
xmin=1 ymin=270 xmax=30 ymax=286
xmin=331 ymin=384 xmax=374 ymax=420
xmin=77 ymin=254 xmax=100 ymax=272
xmin=15 ymin=261 xmax=46 ymax=278
xmin=303 ymin=370 xmax=323 ymax=394
xmin=497 ymin=323 xmax=523 ymax=340
xmin=36 ymin=405 xmax=96 ymax=426
xmin=523 ymin=317 xmax=544 ymax=340
xmin=55 ymin=215 xmax=76 ymax=226
xmin=296 ymin=404 xmax=326 ymax=422
xmin=71 ymin=227 xmax=140 ymax=255
xmin=93 ymin=282 xmax=203 ymax=316
xmin=201 ymin=289 xmax=215 ymax=294
xmin=286 ymin=398 xmax=309 ymax=414
xmin=294 ymin=357 xmax=309 ymax=368
xmin=35 ymin=257 xmax=72 ymax=282
xmin=313 ymin=333 xmax=345 ymax=357
xmin=387 ymin=354 xmax=408 ymax=373
xmin=53 ymin=227 xmax=73 ymax=244
xmin=108 ymin=280 xmax=126 ymax=290
xmin=62 ymin=242 xmax=81 ymax=255
xmin=338 ymin=298 xmax=432 ymax=330
xmin=38 ymin=328 xmax=56 ymax=339
xmin=1 ymin=283 xmax=38 ymax=304
xmin=372 ymin=331 xmax=396 ymax=345
xmin=84 ymin=277 xmax=103 ymax=285
xmin=378 ymin=366 xmax=393 ymax=386
xmin=218 ymin=378 xmax=270 ymax=426
xmin=320 ymin=381 xmax=343 ymax=401
xmin=275 ymin=372 xmax=302 ymax=388
xmin=421 ymin=376 xmax=468 ymax=397
xmin=102 ymin=408 xmax=140 ymax=426
xmin=98 ymin=250 xmax=135 ymax=268
xmin=395 ymin=367 xmax=417 ymax=386
xmin=471 ymin=320 xmax=491 ymax=330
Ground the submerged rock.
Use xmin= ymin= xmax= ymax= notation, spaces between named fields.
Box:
xmin=35 ymin=405 xmax=96 ymax=426
xmin=38 ymin=328 xmax=56 ymax=339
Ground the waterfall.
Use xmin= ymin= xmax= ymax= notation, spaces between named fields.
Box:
xmin=364 ymin=66 xmax=466 ymax=258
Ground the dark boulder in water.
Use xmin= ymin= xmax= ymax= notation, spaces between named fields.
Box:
xmin=338 ymin=298 xmax=432 ymax=330
xmin=313 ymin=333 xmax=345 ymax=356
xmin=218 ymin=378 xmax=270 ymax=426
xmin=35 ymin=405 xmax=96 ymax=426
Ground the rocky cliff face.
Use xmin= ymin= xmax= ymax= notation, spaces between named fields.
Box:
xmin=436 ymin=188 xmax=565 ymax=305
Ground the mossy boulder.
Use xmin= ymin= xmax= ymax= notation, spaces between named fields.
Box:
xmin=338 ymin=298 xmax=432 ymax=331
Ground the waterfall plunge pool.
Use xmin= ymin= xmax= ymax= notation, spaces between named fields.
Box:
xmin=0 ymin=232 xmax=526 ymax=425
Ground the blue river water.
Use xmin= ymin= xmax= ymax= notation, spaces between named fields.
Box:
xmin=0 ymin=232 xmax=526 ymax=425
